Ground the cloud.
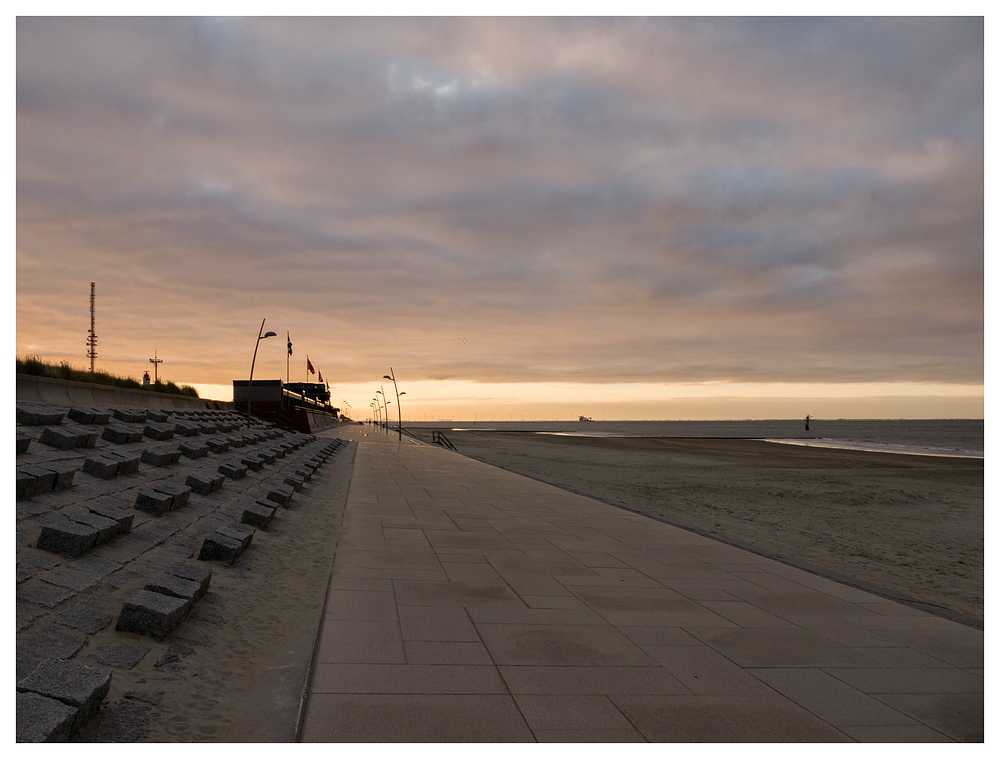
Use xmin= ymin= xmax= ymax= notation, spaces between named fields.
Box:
xmin=16 ymin=17 xmax=983 ymax=392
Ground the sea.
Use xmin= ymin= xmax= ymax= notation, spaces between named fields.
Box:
xmin=404 ymin=419 xmax=985 ymax=458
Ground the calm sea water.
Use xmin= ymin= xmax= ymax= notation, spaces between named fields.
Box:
xmin=405 ymin=419 xmax=984 ymax=458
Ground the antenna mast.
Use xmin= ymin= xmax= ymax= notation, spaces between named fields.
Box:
xmin=149 ymin=351 xmax=163 ymax=383
xmin=86 ymin=282 xmax=98 ymax=372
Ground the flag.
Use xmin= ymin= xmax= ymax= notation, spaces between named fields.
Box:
xmin=287 ymin=333 xmax=292 ymax=356
xmin=307 ymin=357 xmax=315 ymax=375
xmin=318 ymin=371 xmax=323 ymax=383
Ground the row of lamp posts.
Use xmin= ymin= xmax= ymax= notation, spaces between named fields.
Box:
xmin=371 ymin=367 xmax=405 ymax=441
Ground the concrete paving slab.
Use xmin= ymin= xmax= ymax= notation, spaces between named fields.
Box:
xmin=300 ymin=430 xmax=984 ymax=742
xmin=302 ymin=694 xmax=534 ymax=742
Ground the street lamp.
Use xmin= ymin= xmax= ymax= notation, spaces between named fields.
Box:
xmin=247 ymin=319 xmax=278 ymax=428
xmin=377 ymin=388 xmax=388 ymax=431
xmin=383 ymin=368 xmax=404 ymax=441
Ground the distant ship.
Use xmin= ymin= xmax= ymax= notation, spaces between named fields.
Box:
xmin=578 ymin=415 xmax=594 ymax=422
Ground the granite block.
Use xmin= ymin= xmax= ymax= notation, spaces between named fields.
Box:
xmin=173 ymin=421 xmax=201 ymax=437
xmin=241 ymin=502 xmax=276 ymax=530
xmin=179 ymin=442 xmax=209 ymax=459
xmin=116 ymin=590 xmax=189 ymax=639
xmin=198 ymin=532 xmax=245 ymax=564
xmin=113 ymin=409 xmax=146 ymax=424
xmin=88 ymin=500 xmax=134 ymax=534
xmin=141 ymin=446 xmax=182 ymax=467
xmin=39 ymin=461 xmax=79 ymax=490
xmin=17 ymin=470 xmax=36 ymax=499
xmin=18 ymin=657 xmax=113 ymax=734
xmin=63 ymin=507 xmax=119 ymax=544
xmin=134 ymin=489 xmax=174 ymax=516
xmin=17 ymin=434 xmax=31 ymax=454
xmin=102 ymin=425 xmax=138 ymax=444
xmin=19 ymin=625 xmax=88 ymax=660
xmin=241 ymin=455 xmax=264 ymax=471
xmin=266 ymin=484 xmax=294 ymax=507
xmin=205 ymin=436 xmax=230 ymax=453
xmin=145 ymin=572 xmax=202 ymax=603
xmin=168 ymin=563 xmax=212 ymax=600
xmin=16 ymin=691 xmax=77 ymax=742
xmin=16 ymin=579 xmax=76 ymax=607
xmin=153 ymin=481 xmax=191 ymax=509
xmin=36 ymin=519 xmax=100 ymax=557
xmin=82 ymin=455 xmax=119 ymax=479
xmin=39 ymin=427 xmax=83 ymax=450
xmin=146 ymin=410 xmax=169 ymax=423
xmin=143 ymin=421 xmax=175 ymax=440
xmin=219 ymin=461 xmax=248 ymax=479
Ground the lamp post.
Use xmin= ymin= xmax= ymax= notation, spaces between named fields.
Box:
xmin=377 ymin=388 xmax=387 ymax=431
xmin=383 ymin=368 xmax=404 ymax=441
xmin=373 ymin=397 xmax=381 ymax=428
xmin=247 ymin=319 xmax=278 ymax=428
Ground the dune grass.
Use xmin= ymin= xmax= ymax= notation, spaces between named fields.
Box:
xmin=16 ymin=354 xmax=199 ymax=398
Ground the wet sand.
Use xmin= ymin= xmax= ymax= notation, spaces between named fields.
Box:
xmin=408 ymin=430 xmax=983 ymax=626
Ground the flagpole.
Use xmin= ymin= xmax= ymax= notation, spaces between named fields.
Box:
xmin=286 ymin=332 xmax=289 ymax=385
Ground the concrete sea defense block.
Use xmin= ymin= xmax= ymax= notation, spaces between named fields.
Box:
xmin=293 ymin=467 xmax=313 ymax=481
xmin=105 ymin=451 xmax=141 ymax=475
xmin=143 ymin=422 xmax=175 ymax=441
xmin=17 ymin=656 xmax=113 ymax=735
xmin=218 ymin=523 xmax=255 ymax=550
xmin=63 ymin=508 xmax=120 ymax=545
xmin=17 ymin=470 xmax=36 ymax=499
xmin=82 ymin=456 xmax=120 ymax=479
xmin=37 ymin=518 xmax=100 ymax=556
xmin=146 ymin=410 xmax=170 ymax=423
xmin=224 ymin=434 xmax=246 ymax=448
xmin=198 ymin=532 xmax=245 ymax=564
xmin=168 ymin=563 xmax=212 ymax=601
xmin=257 ymin=450 xmax=277 ymax=464
xmin=17 ymin=434 xmax=31 ymax=454
xmin=283 ymin=474 xmax=305 ymax=491
xmin=173 ymin=421 xmax=201 ymax=437
xmin=197 ymin=422 xmax=218 ymax=434
xmin=16 ymin=691 xmax=78 ymax=742
xmin=88 ymin=500 xmax=134 ymax=535
xmin=179 ymin=442 xmax=209 ymax=459
xmin=186 ymin=471 xmax=225 ymax=495
xmin=102 ymin=425 xmax=137 ymax=444
xmin=218 ymin=461 xmax=248 ymax=479
xmin=39 ymin=427 xmax=84 ymax=450
xmin=241 ymin=501 xmax=276 ymax=529
xmin=241 ymin=455 xmax=264 ymax=471
xmin=113 ymin=409 xmax=146 ymax=424
xmin=265 ymin=484 xmax=294 ymax=507
xmin=40 ymin=461 xmax=79 ymax=490
xmin=67 ymin=407 xmax=108 ymax=425
xmin=144 ymin=572 xmax=202 ymax=604
xmin=115 ymin=590 xmax=189 ymax=639
xmin=134 ymin=489 xmax=174 ymax=516
xmin=141 ymin=445 xmax=182 ymax=467
xmin=23 ymin=466 xmax=58 ymax=493
xmin=153 ymin=481 xmax=191 ymax=509
xmin=205 ymin=437 xmax=230 ymax=453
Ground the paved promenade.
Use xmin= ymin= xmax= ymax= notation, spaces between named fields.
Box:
xmin=301 ymin=428 xmax=983 ymax=742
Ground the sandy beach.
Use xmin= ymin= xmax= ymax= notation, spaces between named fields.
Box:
xmin=405 ymin=430 xmax=983 ymax=626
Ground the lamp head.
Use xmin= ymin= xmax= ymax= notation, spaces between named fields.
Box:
xmin=262 ymin=331 xmax=277 ymax=338
xmin=383 ymin=375 xmax=392 ymax=380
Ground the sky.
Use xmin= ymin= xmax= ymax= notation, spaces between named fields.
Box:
xmin=14 ymin=15 xmax=985 ymax=420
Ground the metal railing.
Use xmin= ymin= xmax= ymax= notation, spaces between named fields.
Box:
xmin=431 ymin=430 xmax=457 ymax=450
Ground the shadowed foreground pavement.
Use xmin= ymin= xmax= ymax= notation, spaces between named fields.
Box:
xmin=301 ymin=427 xmax=983 ymax=742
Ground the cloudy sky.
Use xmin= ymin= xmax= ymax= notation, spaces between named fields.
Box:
xmin=15 ymin=16 xmax=984 ymax=419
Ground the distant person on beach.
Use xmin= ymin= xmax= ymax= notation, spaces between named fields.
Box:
xmin=805 ymin=415 xmax=810 ymax=431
